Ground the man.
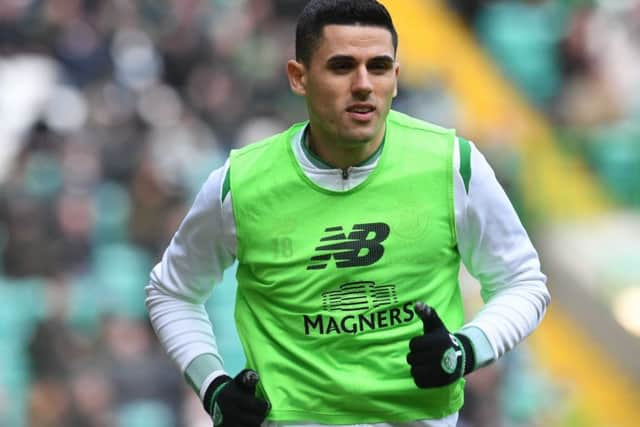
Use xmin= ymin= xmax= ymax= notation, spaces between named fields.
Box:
xmin=145 ymin=1 xmax=550 ymax=426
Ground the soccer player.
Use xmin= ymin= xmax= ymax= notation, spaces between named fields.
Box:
xmin=145 ymin=1 xmax=550 ymax=426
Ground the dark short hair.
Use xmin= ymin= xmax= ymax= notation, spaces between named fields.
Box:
xmin=295 ymin=0 xmax=398 ymax=65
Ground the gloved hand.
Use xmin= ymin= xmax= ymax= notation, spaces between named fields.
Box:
xmin=407 ymin=302 xmax=475 ymax=388
xmin=203 ymin=369 xmax=270 ymax=427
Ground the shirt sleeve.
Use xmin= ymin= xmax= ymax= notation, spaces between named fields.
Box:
xmin=145 ymin=159 xmax=237 ymax=397
xmin=453 ymin=138 xmax=551 ymax=368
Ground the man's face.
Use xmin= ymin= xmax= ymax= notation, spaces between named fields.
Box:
xmin=289 ymin=24 xmax=399 ymax=147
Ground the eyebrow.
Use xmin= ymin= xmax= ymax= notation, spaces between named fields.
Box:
xmin=326 ymin=54 xmax=395 ymax=65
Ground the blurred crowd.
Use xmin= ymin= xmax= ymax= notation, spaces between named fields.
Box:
xmin=0 ymin=1 xmax=639 ymax=426
xmin=450 ymin=0 xmax=640 ymax=207
xmin=1 ymin=1 xmax=305 ymax=426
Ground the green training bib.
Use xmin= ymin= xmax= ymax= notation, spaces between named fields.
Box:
xmin=229 ymin=110 xmax=465 ymax=424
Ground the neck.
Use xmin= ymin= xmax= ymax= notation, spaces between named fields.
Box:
xmin=306 ymin=127 xmax=385 ymax=170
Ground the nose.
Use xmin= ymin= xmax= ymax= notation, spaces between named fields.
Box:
xmin=351 ymin=65 xmax=373 ymax=98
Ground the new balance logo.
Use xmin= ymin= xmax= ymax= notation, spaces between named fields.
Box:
xmin=307 ymin=223 xmax=390 ymax=270
xmin=322 ymin=281 xmax=398 ymax=312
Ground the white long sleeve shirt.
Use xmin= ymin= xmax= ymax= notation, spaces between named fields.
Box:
xmin=145 ymin=127 xmax=550 ymax=427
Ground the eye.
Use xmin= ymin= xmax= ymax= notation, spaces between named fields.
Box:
xmin=368 ymin=61 xmax=393 ymax=74
xmin=329 ymin=61 xmax=353 ymax=73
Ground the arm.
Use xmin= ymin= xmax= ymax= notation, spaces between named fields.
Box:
xmin=453 ymin=138 xmax=550 ymax=368
xmin=145 ymin=160 xmax=237 ymax=399
xmin=407 ymin=138 xmax=549 ymax=389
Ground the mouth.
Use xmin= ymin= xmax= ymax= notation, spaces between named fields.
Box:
xmin=346 ymin=104 xmax=376 ymax=122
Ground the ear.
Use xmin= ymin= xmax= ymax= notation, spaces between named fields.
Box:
xmin=287 ymin=59 xmax=307 ymax=96
xmin=392 ymin=61 xmax=400 ymax=98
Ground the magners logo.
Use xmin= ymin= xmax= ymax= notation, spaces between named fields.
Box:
xmin=303 ymin=281 xmax=415 ymax=336
xmin=322 ymin=281 xmax=397 ymax=312
xmin=307 ymin=223 xmax=390 ymax=270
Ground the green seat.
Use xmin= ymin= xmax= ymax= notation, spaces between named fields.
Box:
xmin=116 ymin=400 xmax=174 ymax=427
xmin=92 ymin=182 xmax=131 ymax=245
xmin=586 ymin=125 xmax=640 ymax=207
xmin=23 ymin=152 xmax=63 ymax=199
xmin=92 ymin=243 xmax=152 ymax=319
xmin=476 ymin=2 xmax=565 ymax=106
xmin=0 ymin=278 xmax=45 ymax=341
xmin=206 ymin=262 xmax=246 ymax=373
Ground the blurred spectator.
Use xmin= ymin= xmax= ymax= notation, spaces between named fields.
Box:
xmin=554 ymin=1 xmax=640 ymax=207
xmin=99 ymin=316 xmax=183 ymax=426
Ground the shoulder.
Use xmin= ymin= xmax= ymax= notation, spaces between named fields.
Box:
xmin=228 ymin=121 xmax=306 ymax=189
xmin=387 ymin=110 xmax=457 ymax=161
xmin=387 ymin=110 xmax=456 ymax=154
xmin=230 ymin=121 xmax=307 ymax=161
xmin=387 ymin=110 xmax=454 ymax=137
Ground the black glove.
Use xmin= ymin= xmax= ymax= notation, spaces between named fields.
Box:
xmin=203 ymin=369 xmax=270 ymax=427
xmin=407 ymin=302 xmax=475 ymax=388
